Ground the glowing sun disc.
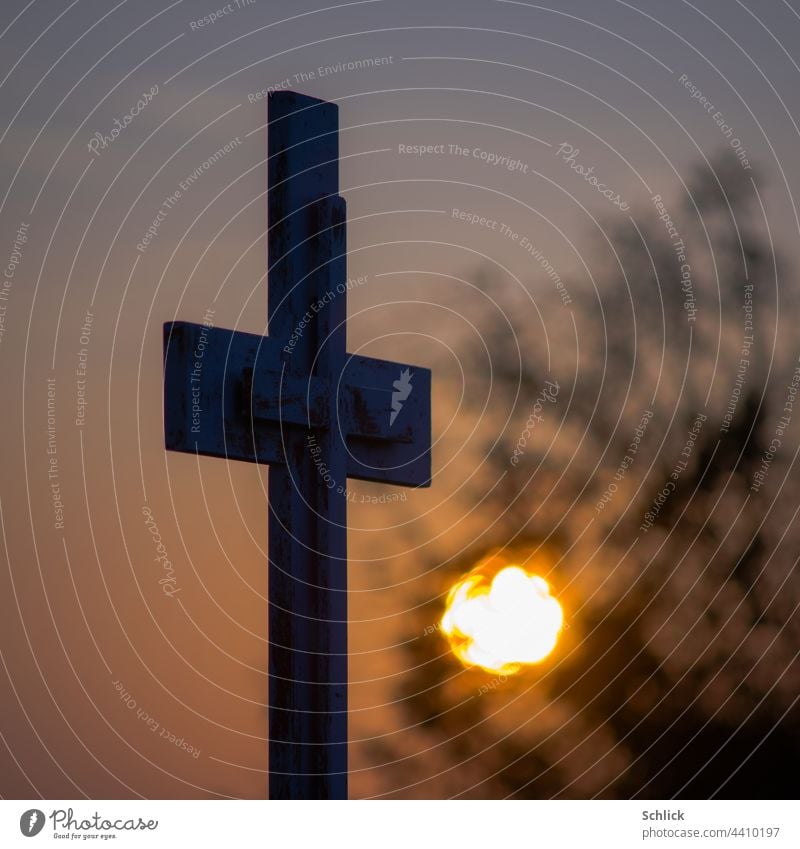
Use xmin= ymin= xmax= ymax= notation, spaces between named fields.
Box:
xmin=441 ymin=564 xmax=563 ymax=674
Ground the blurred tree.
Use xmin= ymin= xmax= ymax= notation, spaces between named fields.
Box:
xmin=377 ymin=152 xmax=800 ymax=798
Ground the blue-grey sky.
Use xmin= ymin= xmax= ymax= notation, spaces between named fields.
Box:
xmin=2 ymin=0 xmax=799 ymax=800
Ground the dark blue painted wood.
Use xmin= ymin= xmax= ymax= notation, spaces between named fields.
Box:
xmin=163 ymin=321 xmax=431 ymax=485
xmin=162 ymin=91 xmax=431 ymax=799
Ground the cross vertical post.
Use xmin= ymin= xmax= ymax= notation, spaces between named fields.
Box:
xmin=266 ymin=93 xmax=348 ymax=799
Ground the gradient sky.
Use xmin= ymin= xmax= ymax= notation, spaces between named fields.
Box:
xmin=1 ymin=0 xmax=799 ymax=799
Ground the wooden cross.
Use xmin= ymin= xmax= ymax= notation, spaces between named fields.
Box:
xmin=161 ymin=91 xmax=432 ymax=799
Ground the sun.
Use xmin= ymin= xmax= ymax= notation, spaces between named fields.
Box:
xmin=441 ymin=562 xmax=564 ymax=675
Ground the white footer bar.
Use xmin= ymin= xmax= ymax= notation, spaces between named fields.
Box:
xmin=1 ymin=799 xmax=796 ymax=848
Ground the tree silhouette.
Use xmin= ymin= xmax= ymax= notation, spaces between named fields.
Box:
xmin=379 ymin=152 xmax=800 ymax=798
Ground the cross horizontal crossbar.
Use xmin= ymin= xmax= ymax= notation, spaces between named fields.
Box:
xmin=163 ymin=320 xmax=431 ymax=487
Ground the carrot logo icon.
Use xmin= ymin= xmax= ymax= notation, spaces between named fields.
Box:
xmin=390 ymin=368 xmax=413 ymax=426
xmin=19 ymin=809 xmax=45 ymax=837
